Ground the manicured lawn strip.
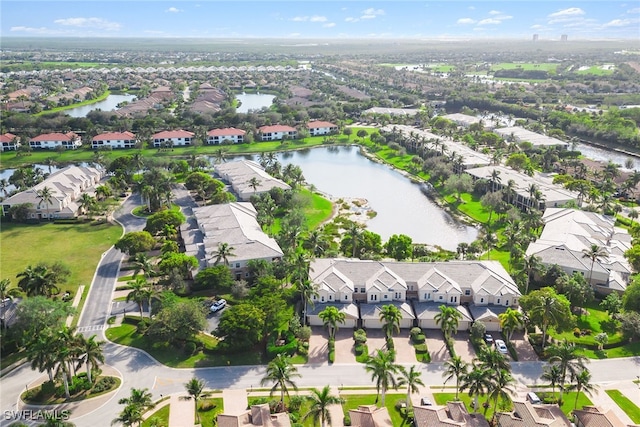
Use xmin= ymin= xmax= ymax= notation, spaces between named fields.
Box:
xmin=341 ymin=393 xmax=407 ymax=426
xmin=605 ymin=390 xmax=640 ymax=423
xmin=0 ymin=222 xmax=121 ymax=297
xmin=299 ymin=188 xmax=333 ymax=229
xmin=490 ymin=62 xmax=559 ymax=72
xmin=142 ymin=404 xmax=170 ymax=427
xmin=23 ymin=376 xmax=121 ymax=404
xmin=105 ymin=324 xmax=262 ymax=367
xmin=198 ymin=397 xmax=224 ymax=427
xmin=0 ymin=351 xmax=26 ymax=371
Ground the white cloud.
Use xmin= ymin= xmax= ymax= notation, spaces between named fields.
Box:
xmin=478 ymin=18 xmax=501 ymax=25
xmin=627 ymin=7 xmax=640 ymax=14
xmin=53 ymin=17 xmax=121 ymax=31
xmin=468 ymin=6 xmax=475 ymax=10
xmin=489 ymin=10 xmax=501 ymax=15
xmin=323 ymin=22 xmax=336 ymax=28
xmin=345 ymin=16 xmax=358 ymax=23
xmin=165 ymin=7 xmax=182 ymax=13
xmin=292 ymin=16 xmax=308 ymax=22
xmin=10 ymin=26 xmax=51 ymax=34
xmin=310 ymin=15 xmax=328 ymax=22
xmin=530 ymin=24 xmax=544 ymax=29
xmin=548 ymin=7 xmax=585 ymax=18
xmin=603 ymin=18 xmax=639 ymax=27
xmin=361 ymin=8 xmax=384 ymax=19
xmin=457 ymin=18 xmax=476 ymax=25
xmin=289 ymin=32 xmax=301 ymax=37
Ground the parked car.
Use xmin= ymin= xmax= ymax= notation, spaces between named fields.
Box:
xmin=210 ymin=299 xmax=227 ymax=313
xmin=484 ymin=333 xmax=494 ymax=344
xmin=495 ymin=339 xmax=508 ymax=354
xmin=527 ymin=392 xmax=541 ymax=404
xmin=420 ymin=397 xmax=432 ymax=406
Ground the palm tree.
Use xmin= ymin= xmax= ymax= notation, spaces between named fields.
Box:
xmin=460 ymin=363 xmax=492 ymax=412
xmin=541 ymin=364 xmax=563 ymax=400
xmin=297 ymin=280 xmax=318 ymax=327
xmin=27 ymin=330 xmax=58 ymax=382
xmin=118 ymin=387 xmax=156 ymax=423
xmin=213 ymin=242 xmax=235 ymax=266
xmin=303 ymin=385 xmax=344 ymax=427
xmin=498 ymin=308 xmax=524 ymax=342
xmin=346 ymin=223 xmax=364 ymax=258
xmin=488 ymin=369 xmax=515 ymax=421
xmin=478 ymin=347 xmax=511 ymax=373
xmin=77 ymin=334 xmax=105 ymax=384
xmin=111 ymin=404 xmax=143 ymax=427
xmin=16 ymin=264 xmax=60 ymax=297
xmin=36 ymin=185 xmax=54 ymax=220
xmin=569 ymin=369 xmax=597 ymax=410
xmin=442 ymin=356 xmax=469 ymax=400
xmin=184 ymin=377 xmax=208 ymax=424
xmin=0 ymin=278 xmax=21 ymax=301
xmin=364 ymin=349 xmax=400 ymax=406
xmin=581 ymin=244 xmax=608 ymax=286
xmin=380 ymin=304 xmax=403 ymax=340
xmin=435 ymin=305 xmax=462 ymax=340
xmin=247 ymin=177 xmax=261 ymax=193
xmin=629 ymin=209 xmax=639 ymax=225
xmin=78 ymin=193 xmax=96 ymax=216
xmin=548 ymin=340 xmax=588 ymax=403
xmin=0 ymin=178 xmax=9 ymax=198
xmin=318 ymin=306 xmax=346 ymax=340
xmin=520 ymin=254 xmax=544 ymax=294
xmin=132 ymin=253 xmax=155 ymax=278
xmin=126 ymin=277 xmax=150 ymax=318
xmin=260 ymin=354 xmax=301 ymax=409
xmin=398 ymin=365 xmax=424 ymax=410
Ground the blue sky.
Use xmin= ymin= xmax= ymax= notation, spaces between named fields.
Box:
xmin=2 ymin=1 xmax=639 ymax=39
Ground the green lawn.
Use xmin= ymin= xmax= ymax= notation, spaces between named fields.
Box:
xmin=0 ymin=221 xmax=122 ymax=296
xmin=342 ymin=393 xmax=409 ymax=426
xmin=433 ymin=393 xmax=501 ymax=422
xmin=197 ymin=397 xmax=224 ymax=427
xmin=105 ymin=324 xmax=263 ymax=367
xmin=490 ymin=63 xmax=558 ymax=72
xmin=575 ymin=65 xmax=615 ymax=75
xmin=142 ymin=404 xmax=170 ymax=427
xmin=605 ymin=390 xmax=640 ymax=424
xmin=299 ymin=189 xmax=333 ymax=229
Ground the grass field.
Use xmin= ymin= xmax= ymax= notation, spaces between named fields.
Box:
xmin=197 ymin=397 xmax=224 ymax=427
xmin=490 ymin=62 xmax=558 ymax=72
xmin=575 ymin=65 xmax=615 ymax=75
xmin=142 ymin=404 xmax=170 ymax=427
xmin=0 ymin=221 xmax=122 ymax=296
xmin=605 ymin=390 xmax=640 ymax=424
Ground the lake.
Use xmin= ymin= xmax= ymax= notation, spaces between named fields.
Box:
xmin=65 ymin=94 xmax=136 ymax=118
xmin=273 ymin=146 xmax=479 ymax=249
xmin=235 ymin=93 xmax=275 ymax=113
xmin=574 ymin=142 xmax=640 ymax=171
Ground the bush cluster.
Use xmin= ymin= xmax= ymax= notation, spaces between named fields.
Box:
xmin=328 ymin=338 xmax=336 ymax=363
xmin=92 ymin=376 xmax=117 ymax=393
xmin=266 ymin=331 xmax=298 ymax=359
xmin=353 ymin=328 xmax=367 ymax=344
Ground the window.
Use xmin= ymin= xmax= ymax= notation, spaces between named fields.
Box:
xmin=360 ymin=288 xmax=365 ymax=293
xmin=505 ymin=300 xmax=509 ymax=306
xmin=480 ymin=297 xmax=484 ymax=303
xmin=235 ymin=263 xmax=240 ymax=268
xmin=345 ymin=295 xmax=348 ymax=300
xmin=464 ymin=289 xmax=471 ymax=296
xmin=313 ymin=295 xmax=317 ymax=300
xmin=329 ymin=295 xmax=333 ymax=301
xmin=383 ymin=294 xmax=388 ymax=299
xmin=439 ymin=296 xmax=443 ymax=300
xmin=321 ymin=296 xmax=325 ymax=302
xmin=497 ymin=298 xmax=501 ymax=304
xmin=354 ymin=288 xmax=358 ymax=293
xmin=409 ymin=285 xmax=414 ymax=291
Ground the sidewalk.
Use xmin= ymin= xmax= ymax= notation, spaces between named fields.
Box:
xmin=65 ymin=285 xmax=85 ymax=327
xmin=168 ymin=393 xmax=195 ymax=427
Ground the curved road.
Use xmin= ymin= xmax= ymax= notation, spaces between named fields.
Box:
xmin=1 ymin=191 xmax=639 ymax=426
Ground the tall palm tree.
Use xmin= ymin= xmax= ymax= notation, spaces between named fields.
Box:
xmin=118 ymin=387 xmax=155 ymax=424
xmin=213 ymin=242 xmax=235 ymax=266
xmin=520 ymin=254 xmax=544 ymax=295
xmin=581 ymin=244 xmax=608 ymax=286
xmin=435 ymin=305 xmax=462 ymax=340
xmin=36 ymin=185 xmax=55 ymax=220
xmin=126 ymin=277 xmax=150 ymax=318
xmin=442 ymin=356 xmax=469 ymax=400
xmin=398 ymin=365 xmax=424 ymax=410
xmin=184 ymin=377 xmax=208 ymax=424
xmin=488 ymin=369 xmax=515 ymax=421
xmin=78 ymin=193 xmax=96 ymax=216
xmin=460 ymin=363 xmax=492 ymax=412
xmin=77 ymin=334 xmax=105 ymax=384
xmin=16 ymin=264 xmax=60 ymax=297
xmin=569 ymin=369 xmax=597 ymax=410
xmin=111 ymin=404 xmax=143 ymax=427
xmin=318 ymin=306 xmax=346 ymax=340
xmin=297 ymin=280 xmax=318 ymax=327
xmin=498 ymin=308 xmax=524 ymax=342
xmin=132 ymin=253 xmax=155 ymax=278
xmin=547 ymin=340 xmax=588 ymax=403
xmin=27 ymin=330 xmax=58 ymax=382
xmin=303 ymin=385 xmax=344 ymax=427
xmin=346 ymin=223 xmax=364 ymax=258
xmin=478 ymin=347 xmax=511 ymax=373
xmin=260 ymin=354 xmax=301 ymax=409
xmin=541 ymin=364 xmax=563 ymax=400
xmin=379 ymin=304 xmax=403 ymax=340
xmin=247 ymin=177 xmax=261 ymax=193
xmin=364 ymin=349 xmax=400 ymax=406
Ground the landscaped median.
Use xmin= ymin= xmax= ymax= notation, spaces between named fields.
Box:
xmin=605 ymin=390 xmax=640 ymax=424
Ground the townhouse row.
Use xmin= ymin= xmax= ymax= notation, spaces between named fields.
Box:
xmin=0 ymin=121 xmax=338 ymax=151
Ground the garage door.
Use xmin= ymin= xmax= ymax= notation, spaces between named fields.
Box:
xmin=363 ymin=318 xmax=384 ymax=329
xmin=419 ymin=319 xmax=439 ymax=329
xmin=307 ymin=316 xmax=324 ymax=327
xmin=483 ymin=320 xmax=501 ymax=332
xmin=399 ymin=318 xmax=413 ymax=329
xmin=458 ymin=320 xmax=471 ymax=331
xmin=342 ymin=319 xmax=357 ymax=329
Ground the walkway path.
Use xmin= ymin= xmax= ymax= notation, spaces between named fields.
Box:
xmin=222 ymin=389 xmax=249 ymax=415
xmin=168 ymin=394 xmax=195 ymax=427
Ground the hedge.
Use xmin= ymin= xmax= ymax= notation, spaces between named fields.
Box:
xmin=413 ymin=343 xmax=428 ymax=353
xmin=267 ymin=331 xmax=298 ymax=359
xmin=412 ymin=334 xmax=426 ymax=344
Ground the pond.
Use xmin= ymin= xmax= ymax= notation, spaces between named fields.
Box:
xmin=235 ymin=93 xmax=275 ymax=113
xmin=64 ymin=94 xmax=136 ymax=118
xmin=272 ymin=146 xmax=479 ymax=250
xmin=574 ymin=142 xmax=640 ymax=171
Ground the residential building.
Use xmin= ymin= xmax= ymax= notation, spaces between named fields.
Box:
xmin=362 ymin=107 xmax=420 ymax=116
xmin=0 ymin=133 xmax=20 ymax=151
xmin=91 ymin=131 xmax=137 ymax=149
xmin=443 ymin=113 xmax=494 ymax=130
xmin=349 ymin=405 xmax=393 ymax=427
xmin=218 ymin=404 xmax=291 ymax=427
xmin=573 ymin=406 xmax=627 ymax=427
xmin=465 ymin=165 xmax=578 ymax=210
xmin=1 ymin=165 xmax=103 ymax=220
xmin=494 ymin=126 xmax=569 ymax=149
xmin=496 ymin=400 xmax=571 ymax=427
xmin=152 ymin=129 xmax=194 ymax=147
xmin=214 ymin=160 xmax=291 ymax=201
xmin=526 ymin=208 xmax=633 ymax=293
xmin=414 ymin=401 xmax=490 ymax=427
xmin=307 ymin=121 xmax=338 ymax=136
xmin=207 ymin=128 xmax=246 ymax=145
xmin=29 ymin=132 xmax=82 ymax=150
xmin=189 ymin=202 xmax=283 ymax=279
xmin=307 ymin=259 xmax=521 ymax=330
xmin=258 ymin=125 xmax=297 ymax=141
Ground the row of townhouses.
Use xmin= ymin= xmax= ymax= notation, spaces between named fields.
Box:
xmin=0 ymin=121 xmax=339 ymax=151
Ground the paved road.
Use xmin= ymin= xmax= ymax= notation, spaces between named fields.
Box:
xmin=2 ymin=190 xmax=639 ymax=427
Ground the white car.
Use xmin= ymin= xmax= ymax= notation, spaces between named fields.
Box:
xmin=210 ymin=299 xmax=227 ymax=313
xmin=495 ymin=339 xmax=508 ymax=354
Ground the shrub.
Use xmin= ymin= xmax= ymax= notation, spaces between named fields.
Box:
xmin=136 ymin=318 xmax=150 ymax=334
xmin=354 ymin=343 xmax=365 ymax=356
xmin=328 ymin=338 xmax=336 ymax=363
xmin=386 ymin=337 xmax=395 ymax=351
xmin=199 ymin=401 xmax=217 ymax=412
xmin=92 ymin=376 xmax=117 ymax=393
xmin=445 ymin=337 xmax=457 ymax=358
xmin=353 ymin=329 xmax=367 ymax=344
xmin=184 ymin=341 xmax=197 ymax=355
xmin=297 ymin=326 xmax=312 ymax=341
xmin=122 ymin=316 xmax=141 ymax=326
xmin=288 ymin=395 xmax=305 ymax=413
xmin=344 ymin=415 xmax=352 ymax=426
xmin=412 ymin=334 xmax=426 ymax=344
xmin=413 ymin=343 xmax=428 ymax=353
xmin=267 ymin=332 xmax=299 ymax=359
xmin=297 ymin=342 xmax=309 ymax=356
xmin=410 ymin=327 xmax=422 ymax=337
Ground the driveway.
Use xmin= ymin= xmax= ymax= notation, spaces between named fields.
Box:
xmin=392 ymin=332 xmax=417 ymax=363
xmin=451 ymin=331 xmax=476 ymax=362
xmin=308 ymin=327 xmax=330 ymax=364
xmin=510 ymin=331 xmax=538 ymax=361
xmin=363 ymin=329 xmax=388 ymax=356
xmin=424 ymin=329 xmax=450 ymax=362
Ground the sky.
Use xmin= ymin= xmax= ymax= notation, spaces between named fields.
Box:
xmin=2 ymin=1 xmax=639 ymax=40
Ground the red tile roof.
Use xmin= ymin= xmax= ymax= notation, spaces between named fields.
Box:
xmin=152 ymin=130 xmax=194 ymax=139
xmin=307 ymin=121 xmax=337 ymax=129
xmin=31 ymin=132 xmax=79 ymax=142
xmin=208 ymin=127 xmax=246 ymax=137
xmin=258 ymin=125 xmax=297 ymax=133
xmin=0 ymin=133 xmax=17 ymax=143
xmin=93 ymin=131 xmax=136 ymax=141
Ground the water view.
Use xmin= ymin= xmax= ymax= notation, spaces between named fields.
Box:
xmin=65 ymin=94 xmax=136 ymax=118
xmin=273 ymin=146 xmax=478 ymax=250
xmin=235 ymin=93 xmax=275 ymax=113
xmin=574 ymin=142 xmax=640 ymax=171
